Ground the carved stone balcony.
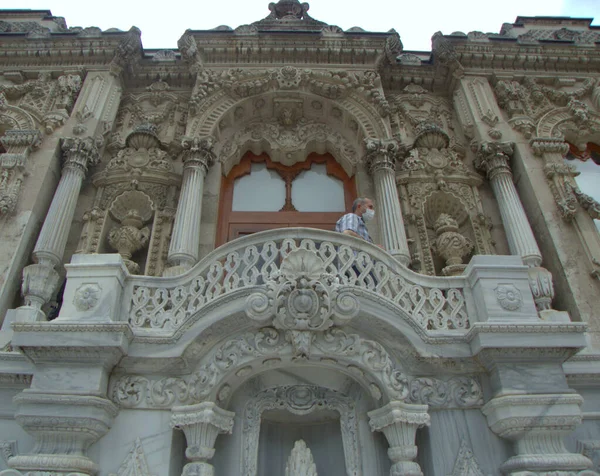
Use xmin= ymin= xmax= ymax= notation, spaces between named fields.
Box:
xmin=55 ymin=227 xmax=547 ymax=341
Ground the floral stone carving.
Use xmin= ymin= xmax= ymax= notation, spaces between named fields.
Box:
xmin=285 ymin=440 xmax=318 ymax=476
xmin=246 ymin=248 xmax=359 ymax=357
xmin=73 ymin=283 xmax=102 ymax=312
xmin=494 ymin=284 xmax=523 ymax=311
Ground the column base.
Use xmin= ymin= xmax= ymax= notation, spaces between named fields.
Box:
xmin=501 ymin=453 xmax=593 ymax=474
xmin=390 ymin=461 xmax=423 ymax=476
xmin=162 ymin=264 xmax=192 ymax=277
xmin=14 ymin=306 xmax=47 ymax=323
xmin=182 ymin=462 xmax=214 ymax=476
xmin=8 ymin=454 xmax=97 ymax=475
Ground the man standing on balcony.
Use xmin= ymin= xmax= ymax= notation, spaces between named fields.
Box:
xmin=335 ymin=197 xmax=375 ymax=244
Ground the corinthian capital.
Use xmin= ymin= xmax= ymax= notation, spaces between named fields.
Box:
xmin=181 ymin=136 xmax=216 ymax=172
xmin=61 ymin=136 xmax=103 ymax=175
xmin=365 ymin=138 xmax=402 ymax=174
xmin=474 ymin=141 xmax=514 ymax=180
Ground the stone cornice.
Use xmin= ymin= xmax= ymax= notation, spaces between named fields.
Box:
xmin=178 ymin=29 xmax=391 ymax=67
xmin=0 ymin=30 xmax=140 ymax=70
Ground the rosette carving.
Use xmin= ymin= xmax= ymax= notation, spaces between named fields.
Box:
xmin=246 ymin=248 xmax=359 ymax=357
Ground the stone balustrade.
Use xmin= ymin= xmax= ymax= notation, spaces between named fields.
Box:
xmin=56 ymin=228 xmax=546 ymax=339
xmin=124 ymin=228 xmax=472 ymax=334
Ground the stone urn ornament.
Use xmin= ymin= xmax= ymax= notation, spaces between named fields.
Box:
xmin=108 ymin=191 xmax=154 ymax=274
xmin=433 ymin=213 xmax=473 ymax=276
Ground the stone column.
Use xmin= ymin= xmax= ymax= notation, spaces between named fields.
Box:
xmin=20 ymin=137 xmax=101 ymax=320
xmin=365 ymin=139 xmax=411 ymax=266
xmin=368 ymin=400 xmax=430 ymax=476
xmin=475 ymin=141 xmax=555 ymax=311
xmin=475 ymin=141 xmax=541 ymax=267
xmin=171 ymin=401 xmax=235 ymax=476
xmin=165 ymin=136 xmax=215 ymax=276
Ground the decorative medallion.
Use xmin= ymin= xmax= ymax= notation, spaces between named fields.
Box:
xmin=494 ymin=284 xmax=523 ymax=311
xmin=73 ymin=283 xmax=102 ymax=312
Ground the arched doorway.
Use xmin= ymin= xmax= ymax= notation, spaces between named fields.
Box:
xmin=217 ymin=152 xmax=356 ymax=245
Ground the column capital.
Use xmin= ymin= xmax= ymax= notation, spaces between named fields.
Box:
xmin=368 ymin=401 xmax=430 ymax=476
xmin=365 ymin=138 xmax=403 ymax=174
xmin=61 ymin=136 xmax=102 ymax=176
xmin=181 ymin=135 xmax=216 ymax=173
xmin=171 ymin=402 xmax=234 ymax=475
xmin=474 ymin=140 xmax=514 ymax=180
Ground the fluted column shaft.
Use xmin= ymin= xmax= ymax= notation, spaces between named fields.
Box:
xmin=34 ymin=139 xmax=99 ymax=265
xmin=366 ymin=139 xmax=411 ymax=266
xmin=21 ymin=138 xmax=100 ymax=312
xmin=166 ymin=137 xmax=215 ymax=273
xmin=475 ymin=141 xmax=542 ymax=268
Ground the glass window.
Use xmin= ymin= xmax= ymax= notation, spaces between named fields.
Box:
xmin=291 ymin=163 xmax=345 ymax=212
xmin=566 ymin=143 xmax=600 ymax=232
xmin=232 ymin=163 xmax=286 ymax=211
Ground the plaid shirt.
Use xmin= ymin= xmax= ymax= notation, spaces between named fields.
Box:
xmin=335 ymin=213 xmax=373 ymax=243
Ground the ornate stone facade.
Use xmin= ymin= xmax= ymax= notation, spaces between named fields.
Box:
xmin=0 ymin=4 xmax=599 ymax=476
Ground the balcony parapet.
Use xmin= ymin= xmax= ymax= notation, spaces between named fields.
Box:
xmin=46 ymin=227 xmax=564 ymax=346
xmin=120 ymin=228 xmax=472 ymax=336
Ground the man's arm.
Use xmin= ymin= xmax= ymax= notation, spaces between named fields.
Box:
xmin=342 ymin=229 xmax=361 ymax=239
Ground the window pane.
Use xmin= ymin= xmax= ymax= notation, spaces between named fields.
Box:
xmin=292 ymin=163 xmax=346 ymax=212
xmin=232 ymin=163 xmax=286 ymax=211
xmin=569 ymin=158 xmax=600 ymax=232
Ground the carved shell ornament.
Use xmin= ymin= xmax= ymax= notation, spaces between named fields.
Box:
xmin=245 ymin=249 xmax=359 ymax=357
xmin=495 ymin=284 xmax=523 ymax=311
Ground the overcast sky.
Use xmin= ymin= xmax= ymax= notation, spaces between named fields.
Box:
xmin=12 ymin=0 xmax=600 ymax=51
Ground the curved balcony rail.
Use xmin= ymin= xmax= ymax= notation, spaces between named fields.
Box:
xmin=124 ymin=228 xmax=473 ymax=334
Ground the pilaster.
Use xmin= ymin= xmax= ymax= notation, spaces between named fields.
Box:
xmin=171 ymin=402 xmax=235 ymax=476
xmin=365 ymin=138 xmax=411 ymax=265
xmin=368 ymin=400 xmax=430 ymax=476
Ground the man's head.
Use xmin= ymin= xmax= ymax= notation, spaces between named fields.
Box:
xmin=352 ymin=197 xmax=374 ymax=221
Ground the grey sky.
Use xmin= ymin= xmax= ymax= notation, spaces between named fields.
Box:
xmin=10 ymin=0 xmax=600 ymax=51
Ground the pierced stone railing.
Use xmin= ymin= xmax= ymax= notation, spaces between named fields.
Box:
xmin=125 ymin=228 xmax=472 ymax=333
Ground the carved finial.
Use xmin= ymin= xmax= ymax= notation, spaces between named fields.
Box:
xmin=110 ymin=27 xmax=142 ymax=76
xmin=285 ymin=440 xmax=318 ymax=476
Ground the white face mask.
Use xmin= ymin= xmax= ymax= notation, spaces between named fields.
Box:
xmin=363 ymin=208 xmax=375 ymax=222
